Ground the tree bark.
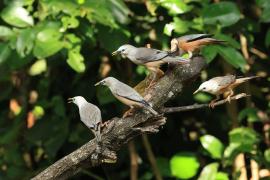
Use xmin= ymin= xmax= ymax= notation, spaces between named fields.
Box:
xmin=32 ymin=56 xmax=206 ymax=180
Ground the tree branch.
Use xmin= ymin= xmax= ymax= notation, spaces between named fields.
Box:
xmin=32 ymin=56 xmax=206 ymax=180
xmin=162 ymin=93 xmax=249 ymax=114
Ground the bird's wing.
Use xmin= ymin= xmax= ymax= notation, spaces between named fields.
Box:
xmin=114 ymin=83 xmax=145 ymax=103
xmin=135 ymin=48 xmax=169 ymax=62
xmin=212 ymin=75 xmax=236 ymax=87
xmin=177 ymin=34 xmax=213 ymax=43
xmin=79 ymin=104 xmax=102 ymax=129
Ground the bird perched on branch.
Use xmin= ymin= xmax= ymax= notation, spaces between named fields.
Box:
xmin=95 ymin=77 xmax=158 ymax=116
xmin=112 ymin=44 xmax=189 ymax=88
xmin=170 ymin=34 xmax=225 ymax=58
xmin=193 ymin=75 xmax=258 ymax=108
xmin=68 ymin=96 xmax=102 ymax=142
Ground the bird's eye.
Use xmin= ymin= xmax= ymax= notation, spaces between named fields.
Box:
xmin=121 ymin=49 xmax=125 ymax=52
xmin=203 ymin=87 xmax=206 ymax=90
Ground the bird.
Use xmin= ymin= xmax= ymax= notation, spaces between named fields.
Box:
xmin=95 ymin=77 xmax=158 ymax=116
xmin=112 ymin=44 xmax=189 ymax=88
xmin=193 ymin=75 xmax=258 ymax=108
xmin=170 ymin=34 xmax=225 ymax=58
xmin=68 ymin=96 xmax=102 ymax=142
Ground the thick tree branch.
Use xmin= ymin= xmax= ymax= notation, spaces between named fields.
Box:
xmin=162 ymin=93 xmax=250 ymax=114
xmin=32 ymin=56 xmax=206 ymax=180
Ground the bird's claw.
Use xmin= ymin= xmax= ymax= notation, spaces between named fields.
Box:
xmin=209 ymin=101 xmax=216 ymax=109
xmin=123 ymin=109 xmax=134 ymax=118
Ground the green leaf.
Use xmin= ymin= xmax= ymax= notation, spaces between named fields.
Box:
xmin=215 ymin=34 xmax=241 ymax=49
xmin=0 ymin=26 xmax=13 ymax=40
xmin=159 ymin=0 xmax=193 ymax=15
xmin=265 ymin=149 xmax=270 ymax=163
xmin=173 ymin=17 xmax=190 ymax=34
xmin=164 ymin=23 xmax=174 ymax=36
xmin=0 ymin=43 xmax=11 ymax=65
xmin=198 ymin=163 xmax=219 ymax=180
xmin=194 ymin=92 xmax=212 ymax=103
xmin=265 ymin=28 xmax=270 ymax=47
xmin=224 ymin=127 xmax=260 ymax=163
xmin=238 ymin=108 xmax=260 ymax=123
xmin=33 ymin=25 xmax=63 ymax=58
xmin=170 ymin=152 xmax=200 ymax=179
xmin=28 ymin=59 xmax=47 ymax=76
xmin=216 ymin=172 xmax=229 ymax=180
xmin=217 ymin=46 xmax=247 ymax=72
xmin=201 ymin=45 xmax=218 ymax=63
xmin=67 ymin=46 xmax=85 ymax=73
xmin=16 ymin=28 xmax=36 ymax=57
xmin=202 ymin=2 xmax=241 ymax=27
xmin=1 ymin=5 xmax=34 ymax=27
xmin=200 ymin=135 xmax=224 ymax=159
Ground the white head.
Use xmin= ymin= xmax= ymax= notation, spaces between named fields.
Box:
xmin=94 ymin=76 xmax=119 ymax=88
xmin=68 ymin=96 xmax=87 ymax=106
xmin=112 ymin=44 xmax=136 ymax=58
xmin=193 ymin=80 xmax=218 ymax=95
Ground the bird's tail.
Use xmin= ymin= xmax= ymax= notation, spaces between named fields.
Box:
xmin=205 ymin=38 xmax=226 ymax=44
xmin=235 ymin=76 xmax=259 ymax=84
xmin=141 ymin=100 xmax=158 ymax=115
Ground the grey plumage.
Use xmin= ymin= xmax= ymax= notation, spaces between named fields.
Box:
xmin=112 ymin=44 xmax=189 ymax=65
xmin=68 ymin=96 xmax=102 ymax=142
xmin=95 ymin=77 xmax=158 ymax=115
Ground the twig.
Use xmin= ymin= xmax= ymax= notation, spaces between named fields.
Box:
xmin=250 ymin=48 xmax=268 ymax=59
xmin=162 ymin=93 xmax=249 ymax=114
xmin=141 ymin=134 xmax=162 ymax=180
xmin=128 ymin=141 xmax=138 ymax=180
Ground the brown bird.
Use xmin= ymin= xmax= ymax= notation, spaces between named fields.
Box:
xmin=170 ymin=34 xmax=225 ymax=58
xmin=193 ymin=75 xmax=258 ymax=108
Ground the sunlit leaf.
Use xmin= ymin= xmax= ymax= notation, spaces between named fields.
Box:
xmin=200 ymin=135 xmax=224 ymax=159
xmin=216 ymin=172 xmax=229 ymax=180
xmin=33 ymin=25 xmax=63 ymax=58
xmin=198 ymin=163 xmax=219 ymax=180
xmin=159 ymin=0 xmax=192 ymax=15
xmin=28 ymin=59 xmax=47 ymax=76
xmin=1 ymin=5 xmax=34 ymax=27
xmin=0 ymin=26 xmax=13 ymax=40
xmin=67 ymin=46 xmax=85 ymax=73
xmin=170 ymin=152 xmax=200 ymax=179
xmin=202 ymin=2 xmax=241 ymax=27
xmin=173 ymin=17 xmax=189 ymax=34
xmin=16 ymin=28 xmax=36 ymax=57
xmin=265 ymin=149 xmax=270 ymax=162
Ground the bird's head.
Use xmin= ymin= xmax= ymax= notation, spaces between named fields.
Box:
xmin=95 ymin=77 xmax=117 ymax=87
xmin=193 ymin=81 xmax=213 ymax=94
xmin=68 ymin=96 xmax=86 ymax=105
xmin=112 ymin=44 xmax=135 ymax=58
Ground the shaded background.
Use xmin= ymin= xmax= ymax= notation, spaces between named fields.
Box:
xmin=0 ymin=0 xmax=269 ymax=179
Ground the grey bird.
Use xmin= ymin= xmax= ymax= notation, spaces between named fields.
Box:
xmin=95 ymin=77 xmax=158 ymax=115
xmin=112 ymin=44 xmax=189 ymax=86
xmin=68 ymin=96 xmax=102 ymax=142
xmin=193 ymin=75 xmax=258 ymax=108
xmin=170 ymin=34 xmax=225 ymax=58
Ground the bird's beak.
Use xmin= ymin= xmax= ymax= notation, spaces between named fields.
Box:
xmin=67 ymin=98 xmax=74 ymax=103
xmin=94 ymin=81 xmax=104 ymax=86
xmin=193 ymin=89 xmax=200 ymax=95
xmin=112 ymin=50 xmax=119 ymax=56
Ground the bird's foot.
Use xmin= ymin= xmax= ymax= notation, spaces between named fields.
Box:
xmin=209 ymin=100 xmax=216 ymax=109
xmin=145 ymin=81 xmax=157 ymax=92
xmin=123 ymin=108 xmax=134 ymax=118
xmin=226 ymin=96 xmax=232 ymax=103
xmin=101 ymin=121 xmax=110 ymax=128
